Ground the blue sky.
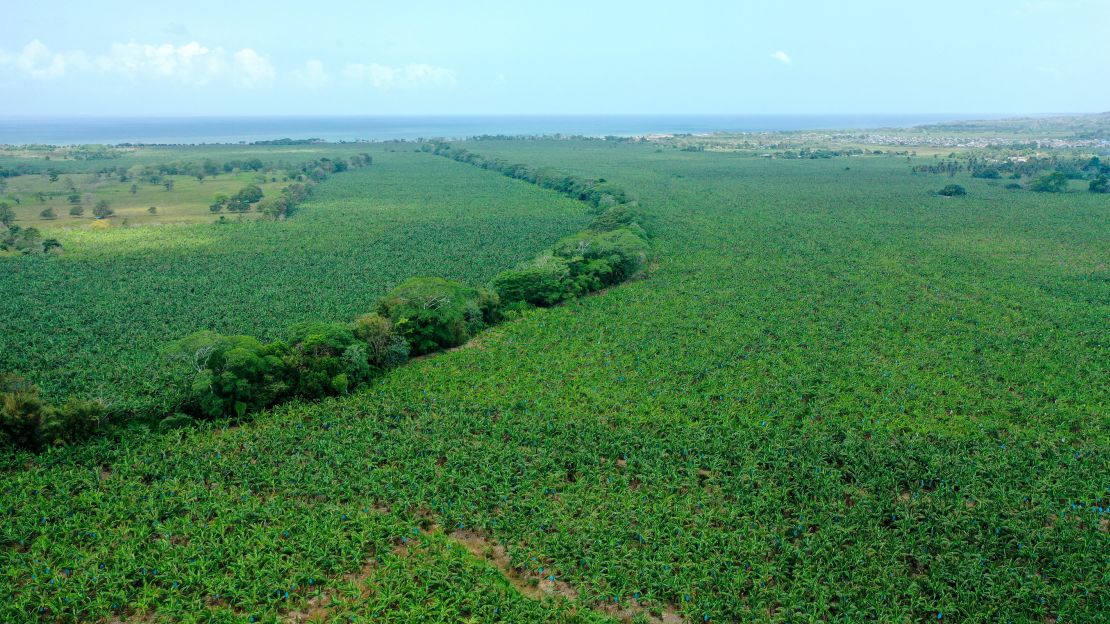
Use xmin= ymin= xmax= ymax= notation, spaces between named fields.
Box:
xmin=1 ymin=0 xmax=1107 ymax=116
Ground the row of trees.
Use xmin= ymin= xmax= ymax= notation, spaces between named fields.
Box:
xmin=170 ymin=209 xmax=648 ymax=428
xmin=1 ymin=151 xmax=647 ymax=450
xmin=914 ymin=154 xmax=1110 ymax=182
xmin=424 ymin=142 xmax=627 ymax=209
xmin=206 ymin=153 xmax=372 ymax=220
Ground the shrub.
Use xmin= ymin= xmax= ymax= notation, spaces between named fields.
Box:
xmin=552 ymin=227 xmax=650 ymax=291
xmin=353 ymin=314 xmax=410 ymax=369
xmin=171 ymin=331 xmax=290 ymax=419
xmin=972 ymin=169 xmax=1001 ymax=179
xmin=39 ymin=207 xmax=57 ymax=219
xmin=0 ymin=375 xmax=48 ymax=449
xmin=378 ymin=277 xmax=498 ymax=355
xmin=493 ymin=256 xmax=572 ymax=307
xmin=284 ymin=322 xmax=366 ymax=398
xmin=1029 ymin=172 xmax=1069 ymax=193
xmin=1005 ymin=183 xmax=1023 ymax=190
xmin=92 ymin=199 xmax=114 ymax=219
xmin=937 ymin=184 xmax=967 ymax=197
xmin=157 ymin=413 xmax=194 ymax=432
xmin=69 ymin=205 xmax=85 ymax=216
xmin=1090 ymin=175 xmax=1109 ymax=193
xmin=1 ymin=375 xmax=104 ymax=451
xmin=589 ymin=205 xmax=649 ymax=237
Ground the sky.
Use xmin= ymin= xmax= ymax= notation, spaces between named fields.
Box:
xmin=1 ymin=0 xmax=1107 ymax=117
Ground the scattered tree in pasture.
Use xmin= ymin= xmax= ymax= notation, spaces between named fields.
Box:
xmin=1029 ymin=172 xmax=1069 ymax=193
xmin=0 ymin=202 xmax=14 ymax=227
xmin=163 ymin=179 xmax=174 ymax=192
xmin=148 ymin=206 xmax=158 ymax=214
xmin=210 ymin=193 xmax=228 ymax=213
xmin=937 ymin=184 xmax=967 ymax=196
xmin=70 ymin=205 xmax=85 ymax=216
xmin=92 ymin=199 xmax=114 ymax=219
xmin=130 ymin=183 xmax=138 ymax=195
xmin=47 ymin=170 xmax=59 ymax=183
xmin=39 ymin=207 xmax=56 ymax=220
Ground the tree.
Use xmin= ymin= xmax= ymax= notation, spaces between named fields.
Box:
xmin=210 ymin=193 xmax=228 ymax=213
xmin=67 ymin=193 xmax=81 ymax=205
xmin=937 ymin=184 xmax=967 ymax=197
xmin=171 ymin=331 xmax=290 ymax=419
xmin=1029 ymin=172 xmax=1069 ymax=193
xmin=1090 ymin=175 xmax=1109 ymax=194
xmin=148 ymin=206 xmax=158 ymax=215
xmin=493 ymin=260 xmax=571 ymax=307
xmin=39 ymin=207 xmax=57 ymax=220
xmin=47 ymin=170 xmax=59 ymax=183
xmin=130 ymin=183 xmax=139 ymax=195
xmin=92 ymin=199 xmax=114 ymax=219
xmin=227 ymin=185 xmax=264 ymax=212
xmin=163 ymin=179 xmax=175 ymax=192
xmin=0 ymin=202 xmax=14 ymax=227
xmin=377 ymin=277 xmax=499 ymax=355
xmin=1 ymin=374 xmax=104 ymax=450
xmin=69 ymin=205 xmax=85 ymax=216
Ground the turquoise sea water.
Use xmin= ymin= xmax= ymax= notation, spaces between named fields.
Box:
xmin=0 ymin=114 xmax=1000 ymax=145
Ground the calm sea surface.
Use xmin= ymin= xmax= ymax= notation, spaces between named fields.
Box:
xmin=0 ymin=114 xmax=999 ymax=146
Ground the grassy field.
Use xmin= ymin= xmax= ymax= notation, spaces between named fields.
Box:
xmin=3 ymin=171 xmax=287 ymax=227
xmin=1 ymin=140 xmax=1107 ymax=622
xmin=1 ymin=144 xmax=393 ymax=228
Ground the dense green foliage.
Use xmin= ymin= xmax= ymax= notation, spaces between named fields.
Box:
xmin=936 ymin=183 xmax=966 ymax=196
xmin=0 ymin=140 xmax=1106 ymax=623
xmin=0 ymin=224 xmax=61 ymax=255
xmin=1 ymin=376 xmax=103 ymax=451
xmin=0 ymin=150 xmax=589 ymax=417
xmin=1090 ymin=174 xmax=1109 ymax=193
xmin=1029 ymin=172 xmax=1070 ymax=193
xmin=377 ymin=277 xmax=499 ymax=355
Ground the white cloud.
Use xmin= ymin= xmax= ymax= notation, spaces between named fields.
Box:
xmin=0 ymin=40 xmax=70 ymax=79
xmin=343 ymin=62 xmax=456 ymax=88
xmin=232 ymin=48 xmax=276 ymax=86
xmin=0 ymin=40 xmax=275 ymax=87
xmin=292 ymin=59 xmax=330 ymax=89
xmin=99 ymin=42 xmax=227 ymax=84
xmin=770 ymin=50 xmax=792 ymax=65
xmin=1 ymin=39 xmax=452 ymax=91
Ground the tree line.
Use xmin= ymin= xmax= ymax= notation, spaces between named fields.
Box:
xmin=1 ymin=150 xmax=649 ymax=451
xmin=207 ymin=154 xmax=372 ymax=220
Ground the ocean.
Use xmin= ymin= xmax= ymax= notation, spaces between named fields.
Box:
xmin=0 ymin=114 xmax=997 ymax=146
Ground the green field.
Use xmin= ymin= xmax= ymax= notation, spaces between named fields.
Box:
xmin=2 ymin=171 xmax=287 ymax=227
xmin=1 ymin=140 xmax=1108 ymax=623
xmin=0 ymin=149 xmax=590 ymax=415
xmin=0 ymin=144 xmax=389 ymax=229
